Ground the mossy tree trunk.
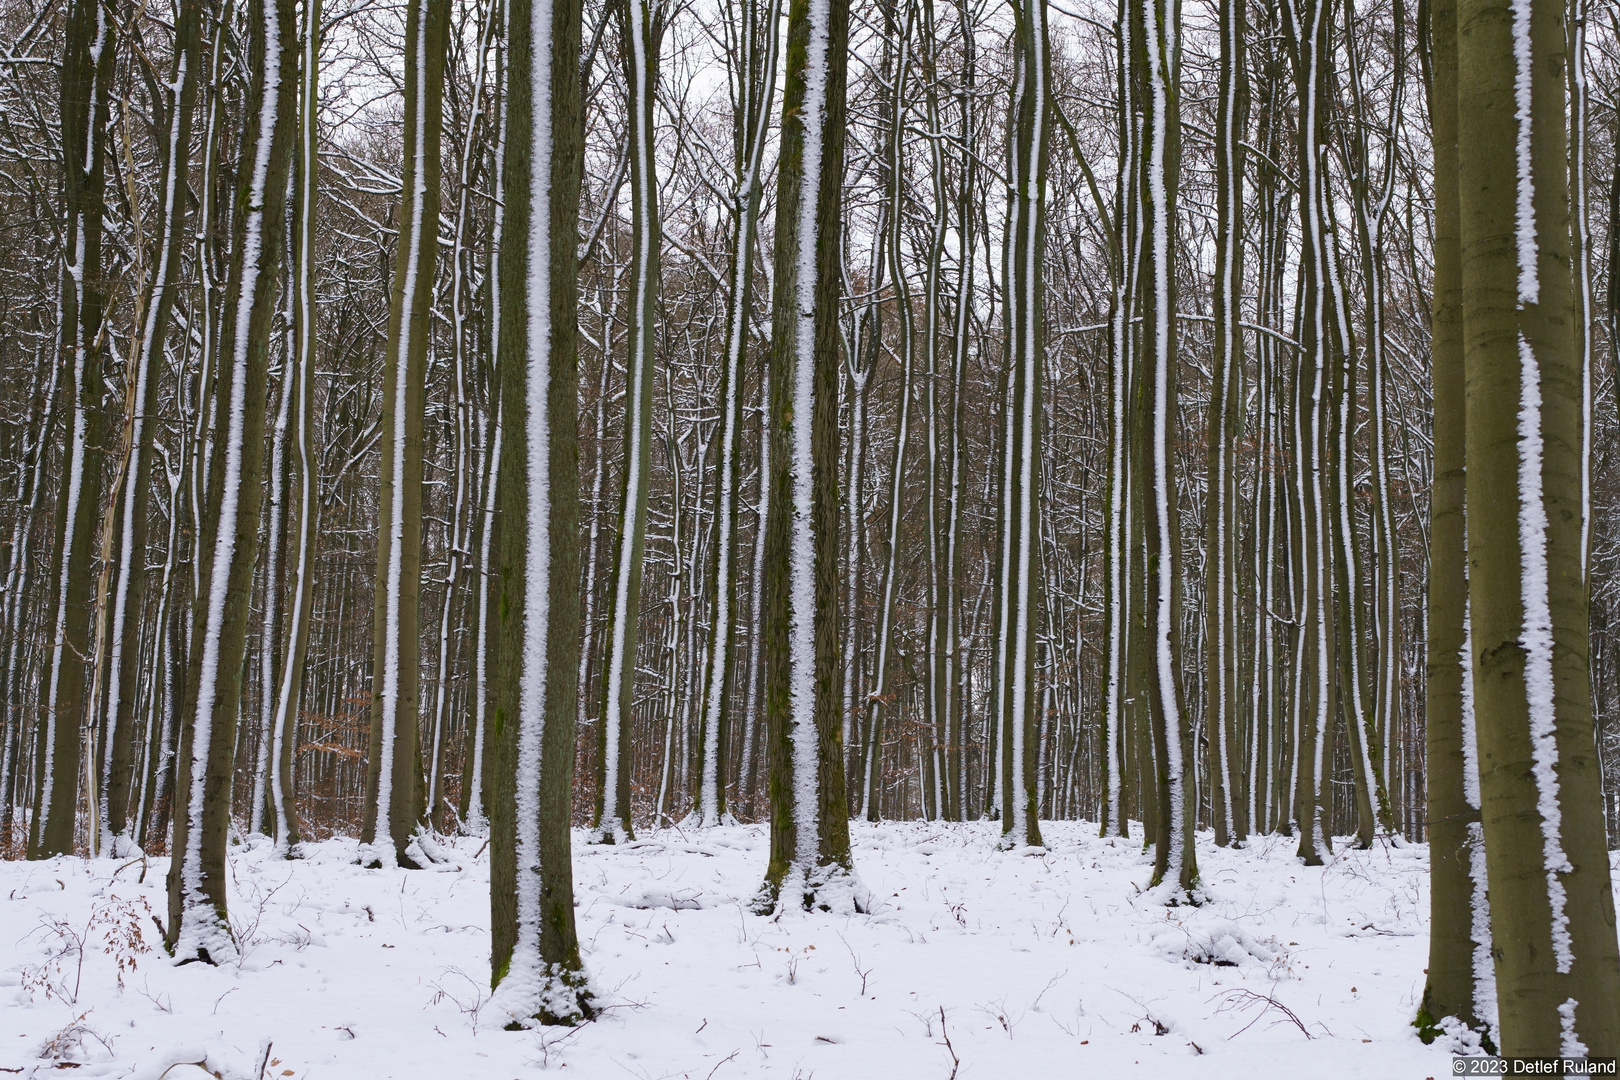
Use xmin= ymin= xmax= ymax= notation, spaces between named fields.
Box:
xmin=485 ymin=0 xmax=594 ymax=1026
xmin=755 ymin=0 xmax=864 ymax=915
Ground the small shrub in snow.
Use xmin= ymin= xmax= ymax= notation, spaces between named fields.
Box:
xmin=21 ymin=895 xmax=154 ymax=1003
xmin=1152 ymin=922 xmax=1278 ymax=969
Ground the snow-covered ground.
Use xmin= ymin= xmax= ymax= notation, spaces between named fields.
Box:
xmin=1 ymin=821 xmax=1463 ymax=1078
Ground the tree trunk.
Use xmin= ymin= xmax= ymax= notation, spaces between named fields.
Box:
xmin=590 ymin=0 xmax=662 ymax=844
xmin=485 ymin=0 xmax=594 ymax=1024
xmin=1418 ymin=0 xmax=1491 ymax=1037
xmin=1205 ymin=0 xmax=1246 ymax=848
xmin=1134 ymin=0 xmax=1194 ymax=894
xmin=695 ymin=0 xmax=778 ymax=829
xmin=1283 ymin=0 xmax=1335 ymax=866
xmin=363 ymin=0 xmax=450 ymax=867
xmin=992 ymin=0 xmax=1049 ymax=852
xmin=861 ymin=0 xmax=915 ymax=825
xmin=755 ymin=0 xmax=864 ymax=915
xmin=265 ymin=0 xmax=323 ymax=855
xmin=96 ymin=0 xmax=199 ymax=855
xmin=29 ymin=0 xmax=116 ymax=861
xmin=165 ymin=0 xmax=297 ymax=962
xmin=1457 ymin=0 xmax=1620 ymax=1052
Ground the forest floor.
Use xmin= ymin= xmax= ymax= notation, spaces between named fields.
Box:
xmin=0 ymin=820 xmax=1484 ymax=1078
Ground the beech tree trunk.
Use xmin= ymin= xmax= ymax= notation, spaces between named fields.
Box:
xmin=1457 ymin=0 xmax=1620 ymax=1053
xmin=165 ymin=0 xmax=297 ymax=963
xmin=485 ymin=0 xmax=594 ymax=1024
xmin=755 ymin=0 xmax=864 ymax=915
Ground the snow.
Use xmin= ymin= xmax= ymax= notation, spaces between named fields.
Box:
xmin=1514 ymin=335 xmax=1573 ymax=976
xmin=1510 ymin=0 xmax=1537 ymax=307
xmin=1459 ymin=598 xmax=1497 ymax=1035
xmin=0 ymin=822 xmax=1499 ymax=1078
xmin=786 ymin=0 xmax=830 ymax=872
xmin=1559 ymin=998 xmax=1587 ymax=1059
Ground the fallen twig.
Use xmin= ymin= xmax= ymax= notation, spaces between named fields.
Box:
xmin=1218 ymin=986 xmax=1313 ymax=1040
xmin=939 ymin=1006 xmax=960 ymax=1080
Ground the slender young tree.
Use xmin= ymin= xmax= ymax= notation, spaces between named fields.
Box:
xmin=991 ymin=0 xmax=1049 ymax=851
xmin=1204 ymin=0 xmax=1246 ymax=848
xmin=754 ymin=0 xmax=866 ymax=914
xmin=693 ymin=0 xmax=780 ymax=828
xmin=1134 ymin=0 xmax=1193 ymax=894
xmin=1457 ymin=0 xmax=1620 ymax=1053
xmin=1567 ymin=0 xmax=1592 ymax=581
xmin=484 ymin=0 xmax=594 ymax=1024
xmin=1418 ymin=0 xmax=1492 ymax=1039
xmin=29 ymin=0 xmax=116 ymax=861
xmin=265 ymin=0 xmax=323 ymax=855
xmin=940 ymin=0 xmax=976 ymax=822
xmin=862 ymin=0 xmax=916 ymax=823
xmin=920 ymin=0 xmax=965 ymax=822
xmin=464 ymin=9 xmax=509 ymax=835
xmin=95 ymin=0 xmax=200 ymax=856
xmin=1322 ymin=4 xmax=1389 ymax=844
xmin=251 ymin=301 xmax=294 ymax=841
xmin=1342 ymin=0 xmax=1406 ymax=816
xmin=166 ymin=0 xmax=298 ymax=962
xmin=362 ymin=0 xmax=452 ymax=868
xmin=591 ymin=0 xmax=663 ymax=844
xmin=1099 ymin=0 xmax=1140 ymax=841
xmin=1282 ymin=0 xmax=1335 ymax=865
